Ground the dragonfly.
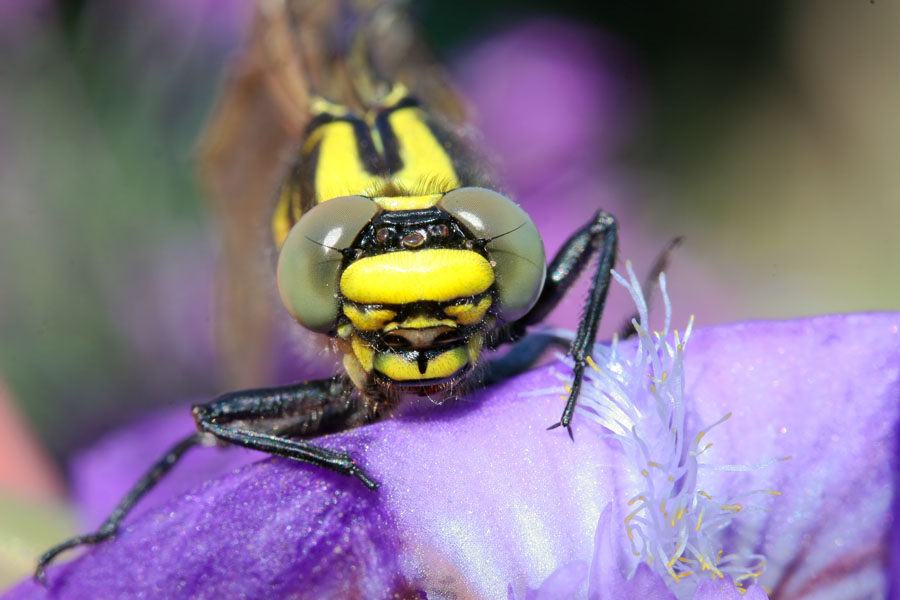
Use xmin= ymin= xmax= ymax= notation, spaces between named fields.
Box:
xmin=35 ymin=0 xmax=627 ymax=582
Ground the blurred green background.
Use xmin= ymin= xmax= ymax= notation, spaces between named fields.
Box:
xmin=1 ymin=0 xmax=898 ymax=468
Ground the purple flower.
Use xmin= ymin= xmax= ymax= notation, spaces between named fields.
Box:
xmin=4 ymin=14 xmax=897 ymax=600
xmin=3 ymin=264 xmax=898 ymax=598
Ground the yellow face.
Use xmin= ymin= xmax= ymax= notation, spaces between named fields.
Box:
xmin=337 ymin=246 xmax=496 ymax=396
xmin=277 ymin=196 xmax=546 ymax=403
xmin=274 ymin=93 xmax=546 ymax=405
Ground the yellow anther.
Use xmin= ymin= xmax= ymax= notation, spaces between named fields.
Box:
xmin=586 ymin=355 xmax=601 ymax=373
xmin=668 ymin=476 xmax=674 ymax=482
xmin=641 ymin=469 xmax=649 ymax=477
xmin=660 ymin=500 xmax=666 ymax=512
xmin=780 ymin=456 xmax=793 ymax=461
xmin=698 ymin=490 xmax=713 ymax=500
xmin=669 ymin=517 xmax=675 ymax=528
xmin=624 ymin=508 xmax=642 ymax=524
xmin=648 ymin=461 xmax=664 ymax=470
xmin=721 ymin=504 xmax=742 ymax=512
xmin=764 ymin=490 xmax=782 ymax=496
xmin=564 ymin=385 xmax=572 ymax=394
xmin=627 ymin=495 xmax=645 ymax=506
xmin=678 ymin=571 xmax=694 ymax=579
xmin=695 ymin=510 xmax=704 ymax=531
xmin=676 ymin=508 xmax=684 ymax=521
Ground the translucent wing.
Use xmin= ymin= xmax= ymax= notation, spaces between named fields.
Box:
xmin=197 ymin=0 xmax=469 ymax=388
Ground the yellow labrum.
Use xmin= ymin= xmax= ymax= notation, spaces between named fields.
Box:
xmin=386 ymin=315 xmax=456 ymax=331
xmin=340 ymin=249 xmax=494 ymax=304
xmin=307 ymin=121 xmax=383 ymax=203
xmin=374 ymin=346 xmax=469 ymax=381
xmin=388 ymin=107 xmax=460 ymax=192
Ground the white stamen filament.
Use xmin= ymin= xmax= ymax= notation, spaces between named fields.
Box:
xmin=549 ymin=261 xmax=777 ymax=597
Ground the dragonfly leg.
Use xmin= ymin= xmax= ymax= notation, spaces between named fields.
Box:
xmin=479 ymin=331 xmax=569 ymax=387
xmin=192 ymin=379 xmax=379 ymax=491
xmin=35 ymin=432 xmax=207 ymax=584
xmin=502 ymin=211 xmax=618 ymax=439
xmin=35 ymin=377 xmax=373 ymax=585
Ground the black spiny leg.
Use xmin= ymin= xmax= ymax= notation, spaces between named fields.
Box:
xmin=35 ymin=432 xmax=207 ymax=584
xmin=192 ymin=378 xmax=379 ymax=490
xmin=35 ymin=377 xmax=373 ymax=584
xmin=517 ymin=211 xmax=618 ymax=438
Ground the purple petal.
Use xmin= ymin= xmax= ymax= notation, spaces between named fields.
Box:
xmin=524 ymin=561 xmax=588 ymax=600
xmin=70 ymin=406 xmax=257 ymax=530
xmin=4 ymin=313 xmax=898 ymax=599
xmin=685 ymin=315 xmax=899 ymax=597
xmin=589 ymin=504 xmax=677 ymax=600
xmin=11 ymin=462 xmax=416 ymax=598
xmin=623 ymin=565 xmax=680 ymax=600
xmin=694 ymin=578 xmax=768 ymax=600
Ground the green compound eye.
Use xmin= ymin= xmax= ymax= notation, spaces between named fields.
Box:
xmin=277 ymin=195 xmax=378 ymax=333
xmin=439 ymin=187 xmax=547 ymax=323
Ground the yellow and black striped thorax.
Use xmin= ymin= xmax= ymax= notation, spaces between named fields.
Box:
xmin=273 ymin=90 xmax=486 ymax=244
xmin=275 ymin=90 xmax=546 ymax=395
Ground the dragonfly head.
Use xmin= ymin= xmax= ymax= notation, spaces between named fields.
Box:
xmin=276 ymin=188 xmax=546 ymax=402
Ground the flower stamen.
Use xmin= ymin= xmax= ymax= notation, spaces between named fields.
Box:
xmin=552 ymin=261 xmax=782 ymax=598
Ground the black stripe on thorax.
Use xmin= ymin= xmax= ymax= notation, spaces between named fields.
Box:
xmin=374 ymin=96 xmax=420 ymax=173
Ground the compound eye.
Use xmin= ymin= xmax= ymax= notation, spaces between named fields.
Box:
xmin=439 ymin=187 xmax=546 ymax=322
xmin=277 ymin=195 xmax=378 ymax=333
